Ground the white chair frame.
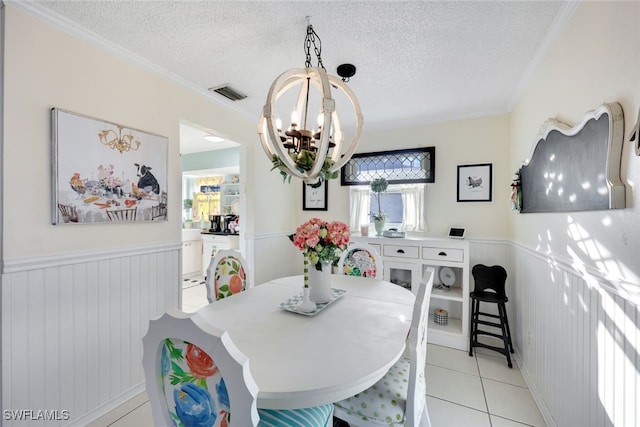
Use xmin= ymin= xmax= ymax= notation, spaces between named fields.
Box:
xmin=336 ymin=243 xmax=384 ymax=280
xmin=333 ymin=267 xmax=435 ymax=426
xmin=142 ymin=309 xmax=260 ymax=426
xmin=205 ymin=249 xmax=252 ymax=303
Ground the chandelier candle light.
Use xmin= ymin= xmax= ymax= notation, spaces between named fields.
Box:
xmin=258 ymin=18 xmax=364 ymax=187
xmin=290 ymin=218 xmax=350 ymax=309
xmin=98 ymin=125 xmax=141 ymax=154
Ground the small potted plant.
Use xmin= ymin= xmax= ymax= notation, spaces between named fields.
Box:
xmin=183 ymin=198 xmax=193 ymax=228
xmin=370 ymin=177 xmax=388 ymax=236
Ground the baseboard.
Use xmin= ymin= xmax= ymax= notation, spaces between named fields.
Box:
xmin=68 ymin=383 xmax=146 ymax=427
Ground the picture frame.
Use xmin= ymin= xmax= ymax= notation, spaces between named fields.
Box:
xmin=51 ymin=108 xmax=168 ymax=224
xmin=457 ymin=163 xmax=493 ymax=202
xmin=302 ymin=180 xmax=328 ymax=211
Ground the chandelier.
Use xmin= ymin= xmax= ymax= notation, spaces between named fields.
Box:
xmin=98 ymin=125 xmax=141 ymax=154
xmin=258 ymin=19 xmax=363 ymax=187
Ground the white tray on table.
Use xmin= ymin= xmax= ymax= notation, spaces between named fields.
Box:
xmin=279 ymin=288 xmax=346 ymax=316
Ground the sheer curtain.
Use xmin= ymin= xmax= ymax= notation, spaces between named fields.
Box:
xmin=350 ymin=184 xmax=426 ymax=232
xmin=401 ymin=184 xmax=427 ymax=231
xmin=349 ymin=187 xmax=371 ymax=231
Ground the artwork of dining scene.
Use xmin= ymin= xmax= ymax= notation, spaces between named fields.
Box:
xmin=52 ymin=108 xmax=168 ymax=224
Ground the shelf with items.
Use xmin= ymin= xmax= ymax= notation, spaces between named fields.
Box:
xmin=220 ymin=174 xmax=241 ymax=215
xmin=384 ymin=260 xmax=421 ymax=294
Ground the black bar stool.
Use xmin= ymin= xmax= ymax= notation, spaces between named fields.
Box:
xmin=469 ymin=264 xmax=514 ymax=368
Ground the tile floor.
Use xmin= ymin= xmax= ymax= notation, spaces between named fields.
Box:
xmin=89 ymin=279 xmax=546 ymax=427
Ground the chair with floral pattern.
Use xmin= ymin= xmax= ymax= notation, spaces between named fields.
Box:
xmin=333 ymin=268 xmax=435 ymax=426
xmin=205 ymin=249 xmax=251 ymax=303
xmin=143 ymin=309 xmax=259 ymax=426
xmin=143 ymin=310 xmax=335 ymax=427
xmin=336 ymin=244 xmax=383 ymax=280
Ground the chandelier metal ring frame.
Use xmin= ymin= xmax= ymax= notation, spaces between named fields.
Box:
xmin=257 ymin=22 xmax=363 ymax=187
xmin=258 ymin=67 xmax=363 ymax=185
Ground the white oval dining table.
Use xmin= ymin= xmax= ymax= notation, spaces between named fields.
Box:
xmin=196 ymin=274 xmax=415 ymax=410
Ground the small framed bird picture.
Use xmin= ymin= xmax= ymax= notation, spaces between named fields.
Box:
xmin=457 ymin=163 xmax=492 ymax=202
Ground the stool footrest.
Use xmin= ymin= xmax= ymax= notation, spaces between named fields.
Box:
xmin=470 ymin=341 xmax=510 ymax=357
xmin=473 ymin=330 xmax=505 ymax=340
xmin=476 ymin=311 xmax=500 ymax=319
xmin=473 ymin=319 xmax=502 ymax=329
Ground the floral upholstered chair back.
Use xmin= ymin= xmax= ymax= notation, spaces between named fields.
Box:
xmin=206 ymin=249 xmax=251 ymax=303
xmin=143 ymin=310 xmax=259 ymax=426
xmin=337 ymin=244 xmax=383 ymax=280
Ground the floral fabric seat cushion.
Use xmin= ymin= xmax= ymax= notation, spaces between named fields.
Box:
xmin=343 ymin=249 xmax=378 ymax=278
xmin=161 ymin=338 xmax=231 ymax=427
xmin=214 ymin=255 xmax=248 ymax=300
xmin=258 ymin=404 xmax=334 ymax=427
xmin=333 ymin=357 xmax=425 ymax=426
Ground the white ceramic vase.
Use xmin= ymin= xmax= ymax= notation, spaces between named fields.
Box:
xmin=297 ymin=287 xmax=317 ymax=313
xmin=374 ymin=218 xmax=386 ymax=236
xmin=307 ymin=261 xmax=332 ymax=304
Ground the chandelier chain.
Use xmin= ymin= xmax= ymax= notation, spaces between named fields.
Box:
xmin=304 ymin=24 xmax=325 ymax=71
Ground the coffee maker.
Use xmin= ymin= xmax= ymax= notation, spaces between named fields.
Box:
xmin=223 ymin=215 xmax=239 ymax=234
xmin=209 ymin=215 xmax=222 ymax=232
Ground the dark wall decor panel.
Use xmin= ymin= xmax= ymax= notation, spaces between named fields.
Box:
xmin=340 ymin=147 xmax=435 ymax=185
xmin=520 ymin=102 xmax=625 ymax=213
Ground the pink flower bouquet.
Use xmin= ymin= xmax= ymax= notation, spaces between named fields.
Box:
xmin=290 ymin=218 xmax=350 ymax=271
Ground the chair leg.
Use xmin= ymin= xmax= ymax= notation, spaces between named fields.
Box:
xmin=498 ymin=303 xmax=513 ymax=368
xmin=419 ymin=402 xmax=432 ymax=427
xmin=468 ymin=298 xmax=477 ymax=357
xmin=503 ymin=304 xmax=514 ymax=354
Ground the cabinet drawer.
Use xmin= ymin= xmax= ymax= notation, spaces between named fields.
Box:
xmin=383 ymin=244 xmax=419 ymax=259
xmin=368 ymin=243 xmax=382 ymax=255
xmin=422 ymin=247 xmax=464 ymax=262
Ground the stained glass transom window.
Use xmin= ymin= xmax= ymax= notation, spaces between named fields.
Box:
xmin=340 ymin=147 xmax=435 ymax=185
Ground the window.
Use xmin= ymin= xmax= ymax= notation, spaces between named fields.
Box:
xmin=372 ymin=192 xmax=403 ymax=223
xmin=350 ymin=184 xmax=427 ymax=232
xmin=344 ymin=148 xmax=432 ymax=232
xmin=341 ymin=147 xmax=435 ymax=186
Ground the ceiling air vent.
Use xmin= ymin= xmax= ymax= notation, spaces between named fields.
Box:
xmin=208 ymin=84 xmax=247 ymax=101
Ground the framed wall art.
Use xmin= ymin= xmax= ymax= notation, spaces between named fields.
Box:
xmin=302 ymin=181 xmax=328 ymax=211
xmin=51 ymin=108 xmax=168 ymax=224
xmin=457 ymin=163 xmax=493 ymax=202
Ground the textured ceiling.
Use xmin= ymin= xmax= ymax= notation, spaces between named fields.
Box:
xmin=20 ymin=1 xmax=575 ymax=152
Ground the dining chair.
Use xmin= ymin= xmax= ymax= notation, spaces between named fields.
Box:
xmin=151 ymin=202 xmax=167 ymax=220
xmin=205 ymin=249 xmax=251 ymax=303
xmin=333 ymin=267 xmax=435 ymax=427
xmin=57 ymin=203 xmax=79 ymax=223
xmin=469 ymin=264 xmax=514 ymax=368
xmin=336 ymin=244 xmax=383 ymax=280
xmin=143 ymin=309 xmax=334 ymax=427
xmin=106 ymin=207 xmax=137 ymax=221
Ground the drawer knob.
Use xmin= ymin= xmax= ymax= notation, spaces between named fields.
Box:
xmin=438 ymin=251 xmax=447 ymax=256
xmin=397 ymin=249 xmax=405 ymax=254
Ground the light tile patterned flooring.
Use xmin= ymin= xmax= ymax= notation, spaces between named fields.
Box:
xmin=89 ymin=280 xmax=546 ymax=427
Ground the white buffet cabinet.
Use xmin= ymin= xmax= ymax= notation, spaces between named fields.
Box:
xmin=201 ymin=233 xmax=240 ymax=276
xmin=351 ymin=235 xmax=470 ymax=351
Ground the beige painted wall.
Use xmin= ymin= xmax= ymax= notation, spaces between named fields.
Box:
xmin=2 ymin=5 xmax=282 ymax=259
xmin=510 ymin=0 xmax=640 ymax=285
xmin=298 ymin=114 xmax=511 ymax=239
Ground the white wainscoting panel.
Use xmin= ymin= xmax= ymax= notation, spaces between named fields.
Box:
xmin=244 ymin=231 xmax=300 ymax=286
xmin=1 ymin=243 xmax=181 ymax=426
xmin=510 ymin=243 xmax=639 ymax=427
